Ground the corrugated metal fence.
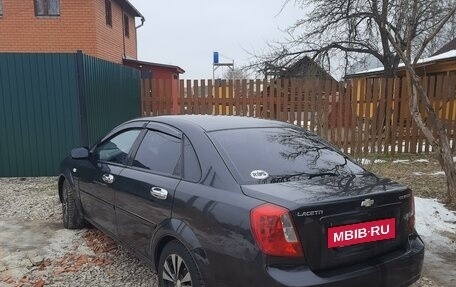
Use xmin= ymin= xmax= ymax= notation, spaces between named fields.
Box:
xmin=0 ymin=52 xmax=140 ymax=177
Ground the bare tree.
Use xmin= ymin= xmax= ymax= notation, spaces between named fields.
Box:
xmin=261 ymin=0 xmax=456 ymax=203
xmin=423 ymin=0 xmax=456 ymax=56
xmin=383 ymin=1 xmax=456 ymax=204
xmin=223 ymin=68 xmax=250 ymax=80
xmin=257 ymin=0 xmax=454 ymax=77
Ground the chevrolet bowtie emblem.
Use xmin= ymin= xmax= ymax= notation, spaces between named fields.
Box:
xmin=361 ymin=198 xmax=375 ymax=207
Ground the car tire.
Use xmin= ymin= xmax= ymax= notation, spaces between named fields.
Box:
xmin=158 ymin=240 xmax=205 ymax=287
xmin=62 ymin=179 xmax=85 ymax=229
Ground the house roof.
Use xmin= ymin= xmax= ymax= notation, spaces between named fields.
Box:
xmin=347 ymin=49 xmax=456 ymax=78
xmin=115 ymin=0 xmax=144 ymax=19
xmin=123 ymin=59 xmax=185 ymax=74
xmin=432 ymin=39 xmax=456 ymax=56
xmin=263 ymin=55 xmax=337 ymax=82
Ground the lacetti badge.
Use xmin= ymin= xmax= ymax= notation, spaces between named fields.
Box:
xmin=250 ymin=170 xmax=269 ymax=180
xmin=361 ymin=198 xmax=375 ymax=207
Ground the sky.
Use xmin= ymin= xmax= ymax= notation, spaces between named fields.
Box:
xmin=128 ymin=0 xmax=304 ymax=79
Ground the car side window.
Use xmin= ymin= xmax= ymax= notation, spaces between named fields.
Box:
xmin=94 ymin=129 xmax=141 ymax=164
xmin=183 ymin=136 xmax=201 ymax=182
xmin=132 ymin=130 xmax=182 ymax=176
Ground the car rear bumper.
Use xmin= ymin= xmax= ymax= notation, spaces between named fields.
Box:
xmin=266 ymin=235 xmax=424 ymax=287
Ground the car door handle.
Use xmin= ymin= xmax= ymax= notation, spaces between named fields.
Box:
xmin=102 ymin=174 xmax=114 ymax=184
xmin=150 ymin=187 xmax=168 ymax=200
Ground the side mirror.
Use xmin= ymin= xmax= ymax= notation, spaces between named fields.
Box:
xmin=71 ymin=147 xmax=89 ymax=159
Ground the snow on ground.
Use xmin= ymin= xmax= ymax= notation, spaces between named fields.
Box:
xmin=430 ymin=171 xmax=445 ymax=176
xmin=413 ymin=172 xmax=425 ymax=176
xmin=415 ymin=197 xmax=456 ymax=286
xmin=414 ymin=159 xmax=430 ymax=163
xmin=374 ymin=159 xmax=387 ymax=164
xmin=413 ymin=171 xmax=446 ymax=176
xmin=415 ymin=197 xmax=456 ymax=244
xmin=358 ymin=158 xmax=372 ymax=165
xmin=393 ymin=159 xmax=411 ymax=164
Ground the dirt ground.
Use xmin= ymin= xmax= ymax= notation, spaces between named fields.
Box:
xmin=362 ymin=153 xmax=456 ymax=287
xmin=364 ymin=154 xmax=451 ymax=204
xmin=0 ymin=153 xmax=455 ymax=286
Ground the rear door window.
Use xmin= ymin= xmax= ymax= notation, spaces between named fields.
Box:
xmin=132 ymin=131 xmax=182 ymax=176
xmin=183 ymin=136 xmax=201 ymax=182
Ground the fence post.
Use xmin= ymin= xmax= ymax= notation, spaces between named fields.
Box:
xmin=76 ymin=50 xmax=89 ymax=147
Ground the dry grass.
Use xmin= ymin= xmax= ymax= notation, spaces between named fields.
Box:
xmin=359 ymin=153 xmax=455 ymax=209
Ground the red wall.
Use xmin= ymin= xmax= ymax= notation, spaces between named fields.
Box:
xmin=0 ymin=0 xmax=137 ymax=63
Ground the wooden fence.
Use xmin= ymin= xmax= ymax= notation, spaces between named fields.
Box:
xmin=141 ymin=74 xmax=456 ymax=156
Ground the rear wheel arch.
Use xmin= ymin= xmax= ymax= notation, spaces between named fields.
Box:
xmin=158 ymin=240 xmax=206 ymax=287
xmin=151 ymin=219 xmax=208 ymax=271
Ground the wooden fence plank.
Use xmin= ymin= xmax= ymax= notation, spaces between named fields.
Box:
xmin=401 ymin=77 xmax=411 ymax=153
xmin=208 ymin=80 xmax=214 ymax=115
xmin=276 ymin=80 xmax=282 ymax=121
xmin=417 ymin=76 xmax=426 ymax=153
xmin=308 ymin=80 xmax=315 ymax=133
xmin=448 ymin=72 xmax=456 ymax=152
xmin=384 ymin=78 xmax=394 ymax=153
xmin=262 ymin=78 xmax=268 ymax=119
xmin=357 ymin=78 xmax=366 ymax=156
xmin=346 ymin=81 xmax=355 ymax=154
xmin=241 ymin=79 xmax=247 ymax=117
xmin=371 ymin=79 xmax=379 ymax=153
xmin=234 ymin=79 xmax=241 ymax=116
xmin=296 ymin=79 xmax=303 ymax=127
xmin=228 ymin=79 xmax=233 ymax=116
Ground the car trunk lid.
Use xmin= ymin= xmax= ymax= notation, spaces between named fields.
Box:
xmin=242 ymin=173 xmax=414 ymax=271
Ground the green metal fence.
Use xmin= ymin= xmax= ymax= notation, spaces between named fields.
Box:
xmin=0 ymin=52 xmax=140 ymax=177
xmin=82 ymin=54 xmax=141 ymax=145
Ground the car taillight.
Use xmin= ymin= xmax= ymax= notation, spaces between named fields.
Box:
xmin=250 ymin=203 xmax=304 ymax=257
xmin=408 ymin=192 xmax=416 ymax=233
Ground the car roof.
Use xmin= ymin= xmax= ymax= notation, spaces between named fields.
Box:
xmin=134 ymin=115 xmax=290 ymax=132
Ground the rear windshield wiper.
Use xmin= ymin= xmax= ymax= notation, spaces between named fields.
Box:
xmin=307 ymin=172 xmax=338 ymax=179
xmin=269 ymin=172 xmax=338 ymax=183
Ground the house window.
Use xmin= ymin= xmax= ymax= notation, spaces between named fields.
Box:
xmin=0 ymin=0 xmax=3 ymax=16
xmin=124 ymin=14 xmax=130 ymax=37
xmin=35 ymin=0 xmax=60 ymax=16
xmin=105 ymin=0 xmax=112 ymax=26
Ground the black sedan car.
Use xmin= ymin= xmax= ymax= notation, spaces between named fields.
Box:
xmin=58 ymin=115 xmax=424 ymax=287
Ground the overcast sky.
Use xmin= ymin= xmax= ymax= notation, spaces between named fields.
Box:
xmin=129 ymin=0 xmax=303 ymax=79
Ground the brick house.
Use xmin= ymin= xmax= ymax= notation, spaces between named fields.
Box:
xmin=0 ymin=0 xmax=144 ymax=63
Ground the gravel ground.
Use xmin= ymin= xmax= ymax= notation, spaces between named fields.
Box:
xmin=0 ymin=169 xmax=450 ymax=287
xmin=0 ymin=177 xmax=155 ymax=287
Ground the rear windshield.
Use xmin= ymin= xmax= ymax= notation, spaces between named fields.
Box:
xmin=209 ymin=127 xmax=364 ymax=184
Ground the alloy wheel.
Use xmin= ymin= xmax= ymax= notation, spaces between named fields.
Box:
xmin=162 ymin=253 xmax=192 ymax=287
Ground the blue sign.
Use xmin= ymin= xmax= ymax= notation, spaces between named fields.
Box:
xmin=213 ymin=52 xmax=219 ymax=64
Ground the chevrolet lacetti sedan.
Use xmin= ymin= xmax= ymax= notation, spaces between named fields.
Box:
xmin=58 ymin=115 xmax=424 ymax=287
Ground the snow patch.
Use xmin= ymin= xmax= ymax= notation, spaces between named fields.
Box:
xmin=430 ymin=171 xmax=445 ymax=176
xmin=414 ymin=159 xmax=429 ymax=163
xmin=415 ymin=197 xmax=456 ymax=249
xmin=412 ymin=171 xmax=445 ymax=176
xmin=393 ymin=159 xmax=410 ymax=164
xmin=413 ymin=172 xmax=425 ymax=176
xmin=358 ymin=158 xmax=372 ymax=165
xmin=373 ymin=159 xmax=386 ymax=164
xmin=353 ymin=50 xmax=456 ymax=75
